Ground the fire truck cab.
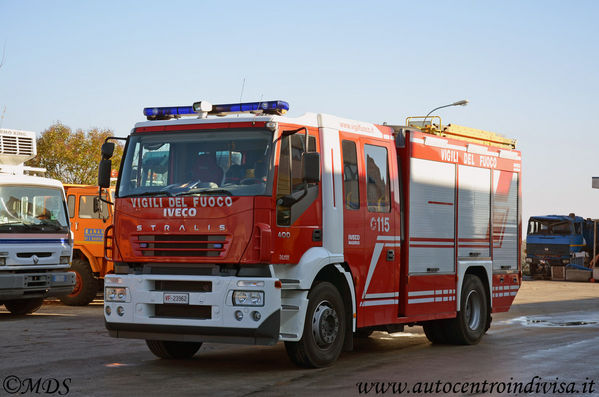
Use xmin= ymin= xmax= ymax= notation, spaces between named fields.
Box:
xmin=101 ymin=101 xmax=521 ymax=367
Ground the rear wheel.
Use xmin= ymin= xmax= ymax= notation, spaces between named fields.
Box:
xmin=445 ymin=274 xmax=488 ymax=345
xmin=146 ymin=340 xmax=202 ymax=359
xmin=285 ymin=282 xmax=346 ymax=368
xmin=60 ymin=259 xmax=97 ymax=306
xmin=422 ymin=320 xmax=449 ymax=344
xmin=4 ymin=298 xmax=44 ymax=315
xmin=354 ymin=328 xmax=374 ymax=338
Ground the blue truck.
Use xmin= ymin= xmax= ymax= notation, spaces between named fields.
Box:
xmin=526 ymin=214 xmax=596 ymax=279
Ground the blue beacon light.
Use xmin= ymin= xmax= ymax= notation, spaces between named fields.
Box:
xmin=143 ymin=106 xmax=195 ymax=120
xmin=144 ymin=100 xmax=289 ymax=120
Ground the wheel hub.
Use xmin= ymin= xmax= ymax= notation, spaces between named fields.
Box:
xmin=465 ymin=290 xmax=482 ymax=330
xmin=311 ymin=300 xmax=339 ymax=347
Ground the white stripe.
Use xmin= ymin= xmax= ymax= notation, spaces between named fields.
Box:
xmin=410 ymin=240 xmax=454 ymax=247
xmin=408 ymin=290 xmax=435 ymax=297
xmin=435 ymin=290 xmax=443 ymax=295
xmin=408 ymin=297 xmax=435 ymax=304
xmin=360 ymin=299 xmax=398 ymax=307
xmin=411 ymin=137 xmax=425 ymax=144
xmin=435 ymin=297 xmax=443 ymax=302
xmin=377 ymin=236 xmax=402 ymax=241
xmin=364 ymin=292 xmax=399 ymax=299
xmin=361 ymin=242 xmax=385 ymax=300
xmin=509 ymin=285 xmax=520 ymax=290
xmin=510 ymin=291 xmax=518 ymax=296
xmin=385 ymin=243 xmax=402 ymax=247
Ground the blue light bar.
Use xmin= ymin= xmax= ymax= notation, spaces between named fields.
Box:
xmin=208 ymin=100 xmax=289 ymax=116
xmin=143 ymin=106 xmax=195 ymax=120
xmin=143 ymin=100 xmax=290 ymax=121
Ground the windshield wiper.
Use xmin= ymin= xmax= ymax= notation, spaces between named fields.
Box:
xmin=0 ymin=221 xmax=36 ymax=231
xmin=174 ymin=188 xmax=233 ymax=197
xmin=121 ymin=190 xmax=173 ymax=198
xmin=36 ymin=220 xmax=69 ymax=232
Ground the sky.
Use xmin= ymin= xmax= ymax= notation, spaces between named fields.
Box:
xmin=0 ymin=0 xmax=598 ymax=224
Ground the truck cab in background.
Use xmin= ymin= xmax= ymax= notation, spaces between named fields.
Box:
xmin=526 ymin=214 xmax=595 ymax=279
xmin=0 ymin=129 xmax=75 ymax=314
xmin=60 ymin=184 xmax=114 ymax=306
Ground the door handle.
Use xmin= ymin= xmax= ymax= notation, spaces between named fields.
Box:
xmin=74 ymin=222 xmax=78 ymax=231
xmin=386 ymin=250 xmax=395 ymax=261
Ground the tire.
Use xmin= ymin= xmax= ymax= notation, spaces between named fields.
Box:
xmin=285 ymin=282 xmax=346 ymax=368
xmin=354 ymin=328 xmax=374 ymax=338
xmin=4 ymin=298 xmax=44 ymax=315
xmin=422 ymin=320 xmax=449 ymax=344
xmin=59 ymin=259 xmax=98 ymax=306
xmin=145 ymin=340 xmax=202 ymax=359
xmin=445 ymin=274 xmax=488 ymax=345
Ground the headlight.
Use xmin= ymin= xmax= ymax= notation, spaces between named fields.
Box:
xmin=562 ymin=259 xmax=570 ymax=264
xmin=0 ymin=257 xmax=5 ymax=266
xmin=60 ymin=256 xmax=70 ymax=264
xmin=105 ymin=287 xmax=129 ymax=302
xmin=525 ymin=258 xmax=532 ymax=263
xmin=233 ymin=290 xmax=264 ymax=306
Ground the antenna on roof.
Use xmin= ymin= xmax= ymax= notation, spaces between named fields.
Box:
xmin=0 ymin=106 xmax=5 ymax=129
xmin=238 ymin=78 xmax=246 ymax=118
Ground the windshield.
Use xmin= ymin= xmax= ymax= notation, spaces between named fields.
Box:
xmin=0 ymin=186 xmax=69 ymax=233
xmin=118 ymin=128 xmax=274 ymax=198
xmin=528 ymin=219 xmax=573 ymax=236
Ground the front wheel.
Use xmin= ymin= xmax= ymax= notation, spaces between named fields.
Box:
xmin=4 ymin=298 xmax=44 ymax=315
xmin=146 ymin=340 xmax=202 ymax=359
xmin=445 ymin=274 xmax=488 ymax=345
xmin=285 ymin=281 xmax=346 ymax=368
xmin=59 ymin=259 xmax=97 ymax=306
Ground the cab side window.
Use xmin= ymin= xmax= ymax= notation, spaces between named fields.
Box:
xmin=79 ymin=195 xmax=109 ymax=219
xmin=364 ymin=144 xmax=390 ymax=213
xmin=276 ymin=134 xmax=317 ymax=226
xmin=67 ymin=195 xmax=76 ymax=218
xmin=342 ymin=140 xmax=360 ymax=210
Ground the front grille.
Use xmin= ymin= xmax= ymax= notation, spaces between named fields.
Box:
xmin=135 ymin=234 xmax=229 ymax=257
xmin=17 ymin=252 xmax=52 ymax=258
xmin=25 ymin=275 xmax=50 ymax=288
xmin=153 ymin=304 xmax=211 ymax=319
xmin=154 ymin=280 xmax=212 ymax=293
xmin=526 ymin=243 xmax=569 ymax=257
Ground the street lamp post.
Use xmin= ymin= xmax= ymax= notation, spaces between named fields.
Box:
xmin=422 ymin=100 xmax=469 ymax=126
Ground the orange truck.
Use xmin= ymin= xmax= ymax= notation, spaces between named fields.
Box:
xmin=60 ymin=184 xmax=114 ymax=305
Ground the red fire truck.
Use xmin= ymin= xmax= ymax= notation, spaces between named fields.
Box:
xmin=99 ymin=100 xmax=521 ymax=367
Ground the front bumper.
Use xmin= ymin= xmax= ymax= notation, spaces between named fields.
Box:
xmin=104 ymin=274 xmax=282 ymax=345
xmin=0 ymin=271 xmax=76 ymax=300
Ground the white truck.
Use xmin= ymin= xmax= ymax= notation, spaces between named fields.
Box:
xmin=0 ymin=128 xmax=75 ymax=314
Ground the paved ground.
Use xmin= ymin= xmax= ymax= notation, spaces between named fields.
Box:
xmin=1 ymin=280 xmax=599 ymax=396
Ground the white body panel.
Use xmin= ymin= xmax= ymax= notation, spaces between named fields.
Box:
xmin=409 ymin=158 xmax=455 ymax=274
xmin=457 ymin=165 xmax=491 ymax=258
xmin=492 ymin=170 xmax=519 ymax=271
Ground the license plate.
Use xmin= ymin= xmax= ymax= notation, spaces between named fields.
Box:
xmin=52 ymin=274 xmax=66 ymax=283
xmin=163 ymin=293 xmax=189 ymax=305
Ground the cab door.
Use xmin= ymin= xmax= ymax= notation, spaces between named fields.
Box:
xmin=342 ymin=137 xmax=400 ymax=327
xmin=74 ymin=192 xmax=111 ymax=267
xmin=271 ymin=130 xmax=322 ymax=265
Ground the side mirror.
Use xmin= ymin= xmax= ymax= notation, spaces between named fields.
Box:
xmin=101 ymin=142 xmax=115 ymax=160
xmin=93 ymin=196 xmax=101 ymax=213
xmin=98 ymin=159 xmax=112 ymax=188
xmin=301 ymin=152 xmax=320 ymax=184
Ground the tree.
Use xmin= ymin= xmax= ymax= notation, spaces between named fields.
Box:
xmin=27 ymin=122 xmax=124 ymax=185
